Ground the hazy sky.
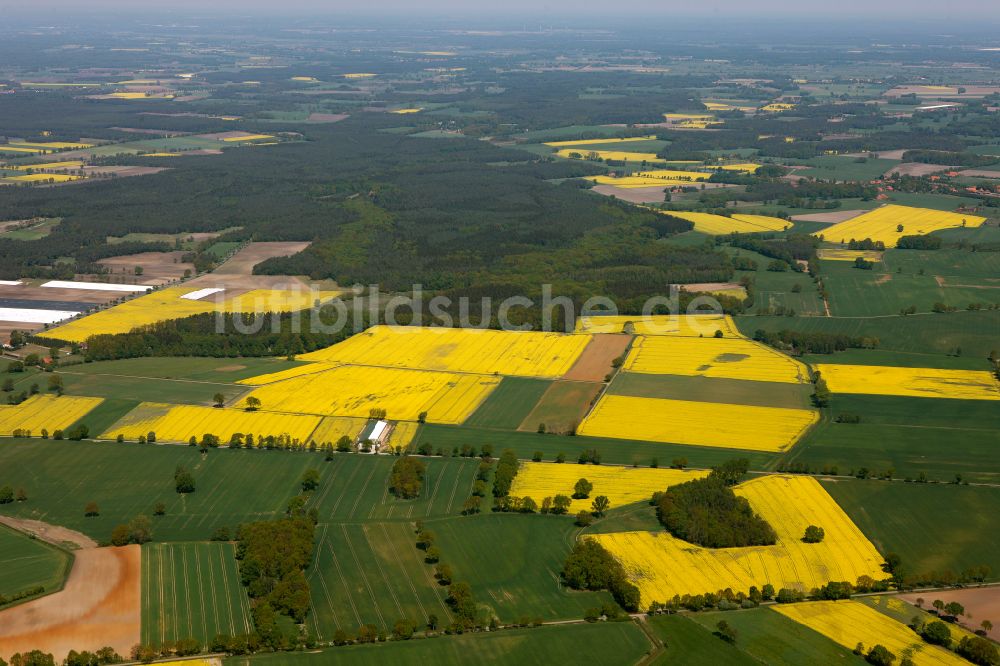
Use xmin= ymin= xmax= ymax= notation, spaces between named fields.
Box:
xmin=5 ymin=0 xmax=1000 ymax=19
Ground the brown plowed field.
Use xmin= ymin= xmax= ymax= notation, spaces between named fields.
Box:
xmin=562 ymin=334 xmax=632 ymax=382
xmin=0 ymin=545 xmax=141 ymax=662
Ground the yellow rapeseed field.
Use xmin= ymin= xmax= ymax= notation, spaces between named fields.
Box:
xmin=815 ymin=364 xmax=1000 ymax=401
xmin=0 ymin=395 xmax=103 ymax=436
xmin=243 ymin=365 xmax=500 ymax=423
xmin=761 ymin=102 xmax=796 ymax=112
xmin=663 ymin=211 xmax=791 ymax=235
xmin=388 ymin=421 xmax=420 ymax=450
xmin=8 ymin=141 xmax=93 ymax=149
xmin=3 ymin=173 xmax=81 ymax=182
xmin=391 ymin=108 xmax=424 ymax=114
xmin=43 ymin=287 xmax=340 ymax=343
xmin=343 ymin=73 xmax=377 ymax=78
xmin=510 ymin=462 xmax=707 ymax=513
xmin=299 ymin=326 xmax=591 ymax=378
xmin=624 ymin=335 xmax=810 ymax=384
xmin=309 ymin=415 xmax=370 ymax=444
xmin=10 ymin=160 xmax=83 ymax=170
xmin=715 ymin=163 xmax=762 ymax=172
xmin=221 ymin=134 xmax=274 ymax=142
xmin=773 ymin=601 xmax=968 ymax=666
xmin=556 ymin=149 xmax=665 ymax=162
xmin=592 ymin=475 xmax=888 ymax=608
xmin=101 ymin=403 xmax=321 ymax=443
xmin=543 ymin=136 xmax=658 ymax=147
xmin=574 ymin=314 xmax=739 ymax=337
xmin=577 ymin=395 xmax=817 ymax=451
xmin=816 ymin=248 xmax=883 ymax=262
xmin=237 ymin=362 xmax=335 ymax=386
xmin=815 ymin=205 xmax=986 ymax=247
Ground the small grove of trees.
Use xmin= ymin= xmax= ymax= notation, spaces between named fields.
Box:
xmin=4 ymin=648 xmax=122 ymax=666
xmin=492 ymin=449 xmax=520 ymax=498
xmin=562 ymin=539 xmax=640 ymax=612
xmin=654 ymin=459 xmax=777 ymax=548
xmin=110 ymin=515 xmax=153 ymax=546
xmin=389 ymin=457 xmax=426 ymax=499
xmin=236 ymin=516 xmax=315 ymax=647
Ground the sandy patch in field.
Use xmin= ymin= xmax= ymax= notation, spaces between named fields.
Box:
xmin=215 ymin=364 xmax=247 ymax=372
xmin=562 ymin=334 xmax=633 ymax=382
xmin=208 ymin=242 xmax=311 ymax=276
xmin=0 ymin=516 xmax=96 ymax=549
xmin=875 ymin=274 xmax=893 ymax=285
xmin=899 ymin=589 xmax=1000 ymax=641
xmin=97 ymin=251 xmax=195 ymax=283
xmin=0 ymin=545 xmax=140 ymax=662
xmin=886 ymin=163 xmax=955 ymax=177
xmin=306 ymin=113 xmax=349 ymax=123
xmin=791 ymin=210 xmax=867 ymax=224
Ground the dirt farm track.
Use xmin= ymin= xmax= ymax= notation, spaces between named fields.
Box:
xmin=0 ymin=544 xmax=141 ymax=661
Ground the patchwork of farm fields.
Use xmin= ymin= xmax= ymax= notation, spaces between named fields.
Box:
xmin=141 ymin=542 xmax=253 ymax=645
xmin=592 ymin=475 xmax=887 ymax=606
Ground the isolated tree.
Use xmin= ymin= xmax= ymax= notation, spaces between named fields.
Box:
xmin=866 ymin=644 xmax=896 ymax=666
xmin=174 ymin=466 xmax=195 ymax=494
xmin=0 ymin=486 xmax=13 ymax=504
xmin=717 ymin=620 xmax=738 ymax=643
xmin=47 ymin=374 xmax=63 ymax=394
xmin=573 ymin=478 xmax=593 ymax=499
xmin=301 ymin=468 xmax=320 ymax=492
xmin=84 ymin=501 xmax=99 ymax=517
xmin=591 ymin=495 xmax=610 ymax=517
xmin=15 ymin=488 xmax=27 ymax=502
xmin=213 ymin=393 xmax=225 ymax=408
xmin=803 ymin=525 xmax=825 ymax=543
xmin=153 ymin=502 xmax=166 ymax=516
xmin=244 ymin=396 xmax=261 ymax=411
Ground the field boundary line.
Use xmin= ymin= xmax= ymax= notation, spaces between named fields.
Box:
xmin=379 ymin=521 xmax=429 ymax=621
xmin=347 ymin=462 xmax=380 ymax=520
xmin=215 ymin=543 xmax=237 ymax=637
xmin=442 ymin=462 xmax=465 ymax=515
xmin=398 ymin=521 xmax=452 ymax=618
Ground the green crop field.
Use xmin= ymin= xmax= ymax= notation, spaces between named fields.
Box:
xmin=308 ymin=521 xmax=451 ymax=638
xmin=142 ymin=541 xmax=253 ymax=646
xmin=825 ymin=479 xmax=1000 ymax=577
xmin=0 ymin=524 xmax=72 ymax=603
xmin=61 ymin=357 xmax=296 ymax=383
xmin=781 ymin=408 xmax=1000 ymax=483
xmin=794 ymin=155 xmax=899 ymax=182
xmin=645 ymin=614 xmax=758 ymax=665
xmin=609 ymin=373 xmax=813 ymax=410
xmin=801 ymin=348 xmax=992 ymax=370
xmin=464 ymin=377 xmax=552 ymax=429
xmin=415 ymin=424 xmax=778 ymax=470
xmin=687 ymin=609 xmax=862 ymax=665
xmin=226 ymin=621 xmax=650 ymax=666
xmin=431 ymin=513 xmax=612 ymax=622
xmin=518 ymin=381 xmax=602 ymax=434
xmin=308 ymin=455 xmax=478 ymax=522
xmin=739 ymin=309 xmax=1000 ymax=359
xmin=0 ymin=440 xmax=328 ymax=541
xmin=726 ymin=248 xmax=824 ymax=316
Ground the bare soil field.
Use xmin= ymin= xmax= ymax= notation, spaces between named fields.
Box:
xmin=518 ymin=381 xmax=604 ymax=435
xmin=208 ymin=241 xmax=311 ymax=276
xmin=591 ymin=184 xmax=667 ymax=203
xmin=108 ymin=127 xmax=189 ymax=136
xmin=886 ymin=85 xmax=1000 ymax=98
xmin=306 ymin=113 xmax=349 ymax=123
xmin=680 ymin=281 xmax=745 ymax=293
xmin=958 ymin=169 xmax=1000 ymax=179
xmin=791 ymin=209 xmax=867 ymax=224
xmin=78 ymin=166 xmax=168 ymax=178
xmin=886 ymin=162 xmax=955 ymax=177
xmin=563 ymin=334 xmax=633 ymax=382
xmin=899 ymin=589 xmax=1000 ymax=641
xmin=0 ymin=545 xmax=140 ymax=662
xmin=97 ymin=251 xmax=195 ymax=285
